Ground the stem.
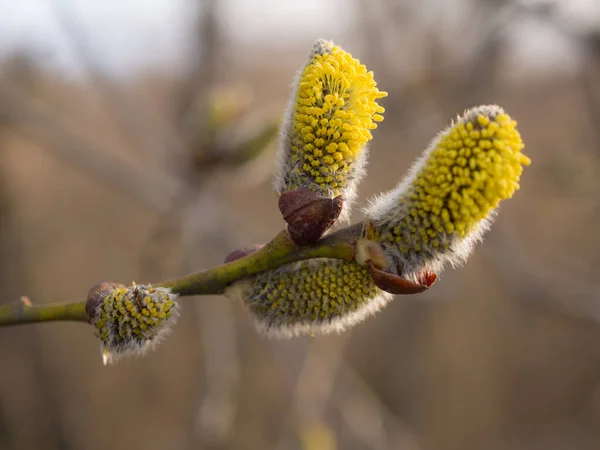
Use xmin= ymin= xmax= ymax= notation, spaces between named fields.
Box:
xmin=0 ymin=301 xmax=88 ymax=327
xmin=157 ymin=223 xmax=363 ymax=296
xmin=0 ymin=222 xmax=364 ymax=326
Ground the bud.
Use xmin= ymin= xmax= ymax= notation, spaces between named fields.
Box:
xmin=357 ymin=105 xmax=531 ymax=284
xmin=224 ymin=259 xmax=392 ymax=337
xmin=276 ymin=39 xmax=387 ymax=225
xmin=86 ymin=282 xmax=179 ymax=365
xmin=278 ymin=188 xmax=344 ymax=246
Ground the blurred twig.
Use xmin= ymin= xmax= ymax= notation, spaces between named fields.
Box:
xmin=484 ymin=229 xmax=600 ymax=323
xmin=184 ymin=194 xmax=241 ymax=449
xmin=274 ymin=337 xmax=349 ymax=450
xmin=46 ymin=0 xmax=166 ymax=159
xmin=0 ymin=130 xmax=75 ymax=450
xmin=140 ymin=0 xmax=224 ymax=277
xmin=0 ymin=83 xmax=182 ymax=213
xmin=335 ymin=360 xmax=421 ymax=450
xmin=193 ymin=295 xmax=240 ymax=446
xmin=271 ymin=336 xmax=420 ymax=450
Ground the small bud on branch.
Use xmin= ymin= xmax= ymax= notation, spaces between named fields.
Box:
xmin=86 ymin=282 xmax=179 ymax=365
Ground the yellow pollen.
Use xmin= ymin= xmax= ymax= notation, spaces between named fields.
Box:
xmin=287 ymin=41 xmax=387 ymax=196
xmin=375 ymin=106 xmax=530 ymax=257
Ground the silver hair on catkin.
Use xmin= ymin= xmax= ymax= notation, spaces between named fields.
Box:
xmin=86 ymin=282 xmax=179 ymax=365
xmin=357 ymin=105 xmax=531 ymax=285
xmin=225 ymin=259 xmax=392 ymax=337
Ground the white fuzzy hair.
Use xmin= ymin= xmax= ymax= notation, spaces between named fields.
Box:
xmin=224 ymin=260 xmax=393 ymax=338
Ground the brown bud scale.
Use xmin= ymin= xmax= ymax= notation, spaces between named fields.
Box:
xmin=278 ymin=188 xmax=344 ymax=246
xmin=365 ymin=261 xmax=436 ymax=295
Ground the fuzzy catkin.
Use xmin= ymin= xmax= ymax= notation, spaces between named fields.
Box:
xmin=89 ymin=283 xmax=179 ymax=364
xmin=225 ymin=259 xmax=391 ymax=337
xmin=358 ymin=105 xmax=531 ymax=282
xmin=276 ymin=39 xmax=387 ymax=220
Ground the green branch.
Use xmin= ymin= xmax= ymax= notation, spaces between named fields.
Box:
xmin=0 ymin=300 xmax=88 ymax=327
xmin=158 ymin=223 xmax=361 ymax=295
xmin=0 ymin=223 xmax=363 ymax=327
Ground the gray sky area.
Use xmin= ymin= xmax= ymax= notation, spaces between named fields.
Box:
xmin=0 ymin=0 xmax=597 ymax=79
xmin=0 ymin=0 xmax=353 ymax=78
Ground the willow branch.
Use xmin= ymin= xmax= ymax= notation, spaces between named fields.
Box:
xmin=0 ymin=223 xmax=363 ymax=327
xmin=0 ymin=300 xmax=88 ymax=327
xmin=157 ymin=223 xmax=361 ymax=295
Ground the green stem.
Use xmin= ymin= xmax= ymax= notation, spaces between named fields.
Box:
xmin=0 ymin=301 xmax=88 ymax=327
xmin=157 ymin=223 xmax=362 ymax=296
xmin=0 ymin=222 xmax=364 ymax=326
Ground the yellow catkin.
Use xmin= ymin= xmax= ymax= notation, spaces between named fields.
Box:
xmin=226 ymin=259 xmax=391 ymax=337
xmin=90 ymin=283 xmax=178 ymax=364
xmin=277 ymin=39 xmax=387 ymax=204
xmin=361 ymin=105 xmax=530 ymax=280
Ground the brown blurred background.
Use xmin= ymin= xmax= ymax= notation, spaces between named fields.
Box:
xmin=1 ymin=0 xmax=600 ymax=449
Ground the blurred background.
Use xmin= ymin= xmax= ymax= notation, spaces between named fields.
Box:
xmin=1 ymin=0 xmax=600 ymax=449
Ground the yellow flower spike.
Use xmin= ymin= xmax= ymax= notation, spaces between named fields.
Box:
xmin=86 ymin=282 xmax=179 ymax=365
xmin=225 ymin=259 xmax=392 ymax=337
xmin=358 ymin=105 xmax=530 ymax=284
xmin=276 ymin=39 xmax=387 ymax=221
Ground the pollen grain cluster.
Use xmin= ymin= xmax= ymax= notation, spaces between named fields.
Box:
xmin=279 ymin=39 xmax=387 ymax=200
xmin=89 ymin=283 xmax=178 ymax=364
xmin=226 ymin=259 xmax=391 ymax=337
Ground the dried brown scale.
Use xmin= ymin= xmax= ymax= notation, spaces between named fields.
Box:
xmin=278 ymin=188 xmax=344 ymax=246
xmin=365 ymin=261 xmax=436 ymax=295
